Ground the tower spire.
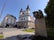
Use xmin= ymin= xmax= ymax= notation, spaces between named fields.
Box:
xmin=26 ymin=5 xmax=30 ymax=10
xmin=20 ymin=8 xmax=23 ymax=12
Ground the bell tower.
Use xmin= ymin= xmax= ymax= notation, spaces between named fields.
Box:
xmin=20 ymin=8 xmax=23 ymax=15
xmin=26 ymin=5 xmax=30 ymax=15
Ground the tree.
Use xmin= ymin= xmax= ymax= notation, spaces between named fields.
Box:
xmin=44 ymin=0 xmax=54 ymax=28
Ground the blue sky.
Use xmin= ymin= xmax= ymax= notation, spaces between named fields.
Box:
xmin=0 ymin=0 xmax=49 ymax=22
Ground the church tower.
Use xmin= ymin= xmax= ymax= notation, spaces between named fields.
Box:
xmin=20 ymin=8 xmax=23 ymax=15
xmin=26 ymin=5 xmax=30 ymax=15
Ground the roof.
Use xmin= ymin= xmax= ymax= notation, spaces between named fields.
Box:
xmin=6 ymin=14 xmax=16 ymax=19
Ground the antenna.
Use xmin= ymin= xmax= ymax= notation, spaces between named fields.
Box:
xmin=0 ymin=0 xmax=7 ymax=18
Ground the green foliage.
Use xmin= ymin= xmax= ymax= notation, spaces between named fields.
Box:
xmin=47 ymin=28 xmax=54 ymax=36
xmin=0 ymin=35 xmax=3 ymax=39
xmin=23 ymin=29 xmax=35 ymax=32
xmin=44 ymin=0 xmax=54 ymax=28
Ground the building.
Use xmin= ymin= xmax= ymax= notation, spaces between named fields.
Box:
xmin=17 ymin=5 xmax=35 ymax=28
xmin=2 ymin=14 xmax=16 ymax=28
xmin=0 ymin=22 xmax=2 ymax=27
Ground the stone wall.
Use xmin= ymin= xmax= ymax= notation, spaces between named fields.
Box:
xmin=28 ymin=21 xmax=35 ymax=28
xmin=35 ymin=18 xmax=47 ymax=37
xmin=17 ymin=21 xmax=35 ymax=28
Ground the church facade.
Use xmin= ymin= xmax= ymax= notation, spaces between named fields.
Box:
xmin=17 ymin=5 xmax=35 ymax=28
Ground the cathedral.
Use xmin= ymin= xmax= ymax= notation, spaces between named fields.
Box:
xmin=17 ymin=5 xmax=35 ymax=28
